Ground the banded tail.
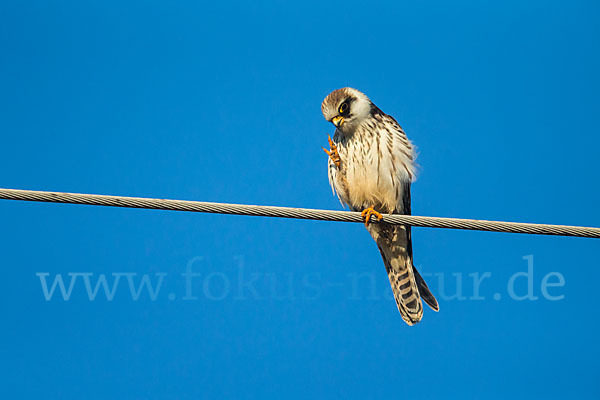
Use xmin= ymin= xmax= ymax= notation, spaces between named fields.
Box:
xmin=367 ymin=222 xmax=439 ymax=325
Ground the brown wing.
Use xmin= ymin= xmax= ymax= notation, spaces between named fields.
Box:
xmin=401 ymin=183 xmax=439 ymax=312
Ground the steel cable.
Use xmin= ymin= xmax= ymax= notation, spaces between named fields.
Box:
xmin=0 ymin=188 xmax=598 ymax=238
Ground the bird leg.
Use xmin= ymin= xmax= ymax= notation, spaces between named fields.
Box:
xmin=322 ymin=135 xmax=341 ymax=167
xmin=361 ymin=206 xmax=383 ymax=227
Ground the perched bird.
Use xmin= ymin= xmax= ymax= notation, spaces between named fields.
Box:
xmin=321 ymin=87 xmax=439 ymax=325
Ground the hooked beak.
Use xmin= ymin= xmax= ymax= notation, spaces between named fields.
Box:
xmin=331 ymin=116 xmax=344 ymax=127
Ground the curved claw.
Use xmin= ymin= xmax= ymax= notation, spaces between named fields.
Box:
xmin=361 ymin=206 xmax=383 ymax=227
xmin=323 ymin=135 xmax=341 ymax=167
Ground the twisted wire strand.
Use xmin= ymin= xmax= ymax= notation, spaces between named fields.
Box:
xmin=0 ymin=188 xmax=598 ymax=239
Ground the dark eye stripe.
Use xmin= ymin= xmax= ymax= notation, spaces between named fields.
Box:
xmin=339 ymin=102 xmax=349 ymax=114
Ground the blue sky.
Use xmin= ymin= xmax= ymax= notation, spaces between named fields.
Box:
xmin=1 ymin=1 xmax=599 ymax=398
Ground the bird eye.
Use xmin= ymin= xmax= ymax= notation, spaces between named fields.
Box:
xmin=339 ymin=102 xmax=349 ymax=114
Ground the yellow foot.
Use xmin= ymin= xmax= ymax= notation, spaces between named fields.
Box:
xmin=361 ymin=206 xmax=383 ymax=227
xmin=322 ymin=135 xmax=341 ymax=167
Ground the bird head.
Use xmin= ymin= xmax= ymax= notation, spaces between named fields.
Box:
xmin=321 ymin=87 xmax=373 ymax=134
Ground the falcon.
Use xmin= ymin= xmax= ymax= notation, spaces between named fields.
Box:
xmin=321 ymin=87 xmax=439 ymax=325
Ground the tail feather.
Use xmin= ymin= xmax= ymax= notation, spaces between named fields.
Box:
xmin=367 ymin=222 xmax=437 ymax=325
xmin=383 ymin=252 xmax=423 ymax=325
xmin=414 ymin=267 xmax=439 ymax=312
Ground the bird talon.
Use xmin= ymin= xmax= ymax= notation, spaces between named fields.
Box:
xmin=323 ymin=135 xmax=341 ymax=167
xmin=361 ymin=206 xmax=383 ymax=227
